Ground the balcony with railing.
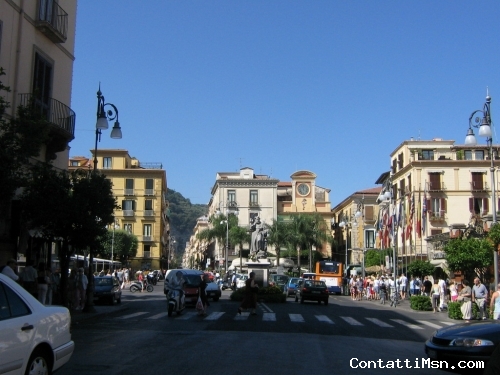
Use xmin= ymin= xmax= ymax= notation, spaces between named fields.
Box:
xmin=430 ymin=251 xmax=446 ymax=260
xmin=145 ymin=189 xmax=155 ymax=196
xmin=426 ymin=181 xmax=445 ymax=192
xmin=144 ymin=210 xmax=154 ymax=217
xmin=124 ymin=189 xmax=134 ymax=196
xmin=470 ymin=181 xmax=489 ymax=192
xmin=429 ymin=211 xmax=446 ymax=222
xmin=142 ymin=236 xmax=153 ymax=242
xmin=123 ymin=210 xmax=135 ymax=217
xmin=35 ymin=0 xmax=68 ymax=43
xmin=249 ymin=201 xmax=260 ymax=208
xmin=18 ymin=93 xmax=75 ymax=157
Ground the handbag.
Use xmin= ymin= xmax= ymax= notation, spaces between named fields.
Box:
xmin=196 ymin=294 xmax=204 ymax=311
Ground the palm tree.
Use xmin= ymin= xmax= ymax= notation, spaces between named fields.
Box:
xmin=302 ymin=213 xmax=330 ymax=272
xmin=229 ymin=225 xmax=250 ymax=273
xmin=265 ymin=219 xmax=290 ymax=267
xmin=287 ymin=215 xmax=311 ymax=272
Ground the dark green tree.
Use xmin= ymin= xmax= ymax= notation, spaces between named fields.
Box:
xmin=444 ymin=238 xmax=493 ymax=282
xmin=406 ymin=259 xmax=435 ymax=279
xmin=0 ymin=67 xmax=50 ymax=240
xmin=20 ymin=166 xmax=118 ymax=307
xmin=265 ymin=219 xmax=290 ymax=266
xmin=364 ymin=249 xmax=392 ymax=268
xmin=100 ymin=229 xmax=138 ymax=262
xmin=229 ymin=225 xmax=250 ymax=272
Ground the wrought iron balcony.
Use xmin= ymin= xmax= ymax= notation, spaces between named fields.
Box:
xmin=142 ymin=236 xmax=153 ymax=242
xmin=470 ymin=181 xmax=489 ymax=192
xmin=123 ymin=210 xmax=134 ymax=217
xmin=35 ymin=1 xmax=68 ymax=43
xmin=144 ymin=210 xmax=154 ymax=217
xmin=426 ymin=181 xmax=445 ymax=192
xmin=124 ymin=189 xmax=134 ymax=196
xmin=249 ymin=201 xmax=260 ymax=207
xmin=145 ymin=189 xmax=155 ymax=196
xmin=18 ymin=94 xmax=75 ymax=138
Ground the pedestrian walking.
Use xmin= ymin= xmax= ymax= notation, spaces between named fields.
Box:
xmin=74 ymin=268 xmax=88 ymax=310
xmin=472 ymin=277 xmax=489 ymax=320
xmin=20 ymin=260 xmax=38 ymax=296
xmin=422 ymin=276 xmax=432 ymax=296
xmin=459 ymin=280 xmax=472 ymax=322
xmin=489 ymin=283 xmax=500 ymax=320
xmin=238 ymin=271 xmax=259 ymax=315
xmin=431 ymin=279 xmax=441 ymax=313
xmin=450 ymin=281 xmax=458 ymax=302
xmin=198 ymin=274 xmax=210 ymax=316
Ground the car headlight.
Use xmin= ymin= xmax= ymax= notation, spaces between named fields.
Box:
xmin=449 ymin=338 xmax=494 ymax=347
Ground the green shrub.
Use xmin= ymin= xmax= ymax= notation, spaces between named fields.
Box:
xmin=229 ymin=286 xmax=286 ymax=303
xmin=448 ymin=301 xmax=492 ymax=320
xmin=410 ymin=295 xmax=433 ymax=311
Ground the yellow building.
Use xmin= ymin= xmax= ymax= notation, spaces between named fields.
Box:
xmin=0 ymin=0 xmax=77 ymax=262
xmin=69 ymin=150 xmax=170 ymax=271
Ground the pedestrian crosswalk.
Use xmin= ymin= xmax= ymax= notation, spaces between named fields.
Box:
xmin=112 ymin=310 xmax=455 ymax=330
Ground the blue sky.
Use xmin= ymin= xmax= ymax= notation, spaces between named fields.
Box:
xmin=69 ymin=1 xmax=500 ymax=205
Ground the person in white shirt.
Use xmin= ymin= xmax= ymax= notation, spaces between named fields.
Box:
xmin=438 ymin=277 xmax=447 ymax=310
xmin=1 ymin=259 xmax=19 ymax=281
xmin=399 ymin=273 xmax=408 ymax=299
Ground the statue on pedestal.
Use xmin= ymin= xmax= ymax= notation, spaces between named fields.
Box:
xmin=249 ymin=216 xmax=268 ymax=260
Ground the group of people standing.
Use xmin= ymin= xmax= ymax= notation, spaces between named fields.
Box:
xmin=1 ymin=259 xmax=61 ymax=305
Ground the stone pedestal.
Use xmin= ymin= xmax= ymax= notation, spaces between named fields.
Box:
xmin=246 ymin=258 xmax=271 ymax=287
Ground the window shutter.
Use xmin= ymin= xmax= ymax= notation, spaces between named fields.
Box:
xmin=483 ymin=198 xmax=489 ymax=214
xmin=441 ymin=199 xmax=447 ymax=212
xmin=122 ymin=200 xmax=125 ymax=210
xmin=132 ymin=201 xmax=136 ymax=210
xmin=469 ymin=198 xmax=474 ymax=213
xmin=365 ymin=206 xmax=374 ymax=221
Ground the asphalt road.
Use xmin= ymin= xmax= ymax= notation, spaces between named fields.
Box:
xmin=61 ymin=283 xmax=455 ymax=375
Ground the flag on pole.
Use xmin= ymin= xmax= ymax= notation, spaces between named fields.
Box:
xmin=406 ymin=193 xmax=414 ymax=240
xmin=416 ymin=191 xmax=422 ymax=238
xmin=422 ymin=190 xmax=427 ymax=236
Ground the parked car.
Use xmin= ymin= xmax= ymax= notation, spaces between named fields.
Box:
xmin=269 ymin=274 xmax=289 ymax=291
xmin=205 ymin=279 xmax=221 ymax=301
xmin=285 ymin=277 xmax=302 ymax=297
xmin=425 ymin=320 xmax=500 ymax=372
xmin=0 ymin=273 xmax=75 ymax=375
xmin=93 ymin=276 xmax=122 ymax=305
xmin=217 ymin=279 xmax=230 ymax=290
xmin=295 ymin=279 xmax=329 ymax=305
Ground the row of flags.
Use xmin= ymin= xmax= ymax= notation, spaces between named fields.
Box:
xmin=376 ymin=191 xmax=428 ymax=249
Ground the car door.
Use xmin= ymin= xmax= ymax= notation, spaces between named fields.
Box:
xmin=0 ymin=279 xmax=35 ymax=375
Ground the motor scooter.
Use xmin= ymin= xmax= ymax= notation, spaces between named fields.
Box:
xmin=147 ymin=273 xmax=158 ymax=286
xmin=167 ymin=288 xmax=185 ymax=316
xmin=130 ymin=280 xmax=154 ymax=293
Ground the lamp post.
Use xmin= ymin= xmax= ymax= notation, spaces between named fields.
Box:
xmin=84 ymin=85 xmax=122 ymax=313
xmin=355 ymin=197 xmax=365 ymax=280
xmin=110 ymin=220 xmax=119 ymax=271
xmin=465 ymin=91 xmax=498 ymax=288
xmin=339 ymin=214 xmax=357 ymax=274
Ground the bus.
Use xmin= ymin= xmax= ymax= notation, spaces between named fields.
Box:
xmin=315 ymin=260 xmax=343 ymax=295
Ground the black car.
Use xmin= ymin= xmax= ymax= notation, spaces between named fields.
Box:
xmin=93 ymin=276 xmax=122 ymax=305
xmin=425 ymin=320 xmax=500 ymax=373
xmin=295 ymin=279 xmax=329 ymax=305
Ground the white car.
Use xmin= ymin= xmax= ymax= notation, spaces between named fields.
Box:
xmin=0 ymin=273 xmax=74 ymax=375
xmin=205 ymin=280 xmax=221 ymax=301
xmin=236 ymin=275 xmax=248 ymax=289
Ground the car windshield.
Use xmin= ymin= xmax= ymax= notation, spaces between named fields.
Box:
xmin=289 ymin=278 xmax=300 ymax=284
xmin=184 ymin=275 xmax=202 ymax=287
xmin=305 ymin=281 xmax=325 ymax=287
xmin=96 ymin=278 xmax=113 ymax=286
xmin=274 ymin=276 xmax=288 ymax=283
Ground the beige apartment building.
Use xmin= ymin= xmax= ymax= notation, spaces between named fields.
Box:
xmin=0 ymin=0 xmax=77 ymax=262
xmin=379 ymin=138 xmax=499 ymax=274
xmin=69 ymin=150 xmax=170 ymax=271
xmin=331 ymin=187 xmax=382 ymax=269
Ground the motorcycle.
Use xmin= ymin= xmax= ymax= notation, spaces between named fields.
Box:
xmin=147 ymin=273 xmax=158 ymax=286
xmin=130 ymin=280 xmax=154 ymax=293
xmin=167 ymin=288 xmax=185 ymax=316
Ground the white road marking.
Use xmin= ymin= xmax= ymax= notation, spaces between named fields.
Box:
xmin=365 ymin=318 xmax=394 ymax=327
xmin=147 ymin=312 xmax=169 ymax=319
xmin=340 ymin=316 xmax=364 ymax=326
xmin=289 ymin=314 xmax=305 ymax=322
xmin=262 ymin=313 xmax=276 ymax=321
xmin=439 ymin=321 xmax=455 ymax=326
xmin=315 ymin=315 xmax=334 ymax=324
xmin=391 ymin=319 xmax=424 ymax=329
xmin=204 ymin=312 xmax=225 ymax=320
xmin=416 ymin=320 xmax=442 ymax=329
xmin=234 ymin=312 xmax=250 ymax=320
xmin=118 ymin=312 xmax=149 ymax=319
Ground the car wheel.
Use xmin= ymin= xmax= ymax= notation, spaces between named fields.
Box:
xmin=25 ymin=348 xmax=51 ymax=375
xmin=213 ymin=297 xmax=219 ymax=302
xmin=109 ymin=295 xmax=115 ymax=305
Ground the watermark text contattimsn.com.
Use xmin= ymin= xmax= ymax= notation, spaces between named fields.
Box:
xmin=349 ymin=358 xmax=485 ymax=370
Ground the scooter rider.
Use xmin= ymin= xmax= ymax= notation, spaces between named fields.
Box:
xmin=169 ymin=271 xmax=185 ymax=303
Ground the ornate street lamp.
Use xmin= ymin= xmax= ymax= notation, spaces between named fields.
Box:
xmin=465 ymin=90 xmax=498 ymax=288
xmin=84 ymin=85 xmax=122 ymax=313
